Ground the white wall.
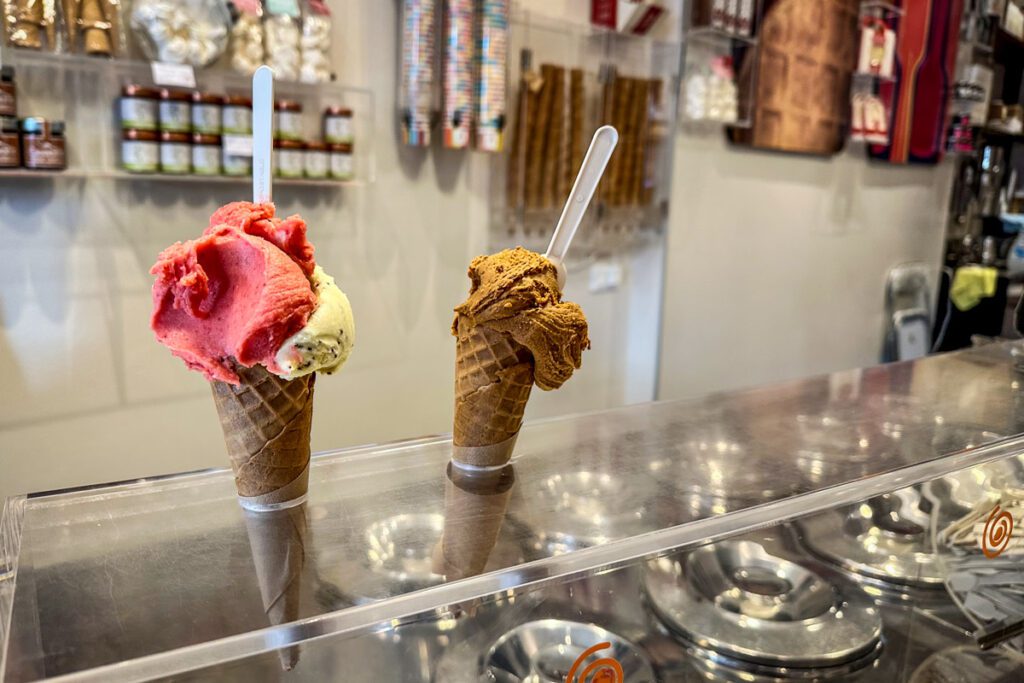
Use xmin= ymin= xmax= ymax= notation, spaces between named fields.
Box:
xmin=657 ymin=132 xmax=954 ymax=400
xmin=0 ymin=1 xmax=660 ymax=498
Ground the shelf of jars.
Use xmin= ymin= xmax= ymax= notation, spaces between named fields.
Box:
xmin=490 ymin=10 xmax=681 ymax=253
xmin=0 ymin=48 xmax=375 ymax=185
xmin=679 ymin=1 xmax=762 ymax=130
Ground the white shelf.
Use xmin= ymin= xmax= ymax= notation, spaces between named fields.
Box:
xmin=853 ymin=71 xmax=897 ymax=83
xmin=0 ymin=168 xmax=362 ymax=186
xmin=860 ymin=1 xmax=904 ymax=17
xmin=685 ymin=26 xmax=758 ymax=47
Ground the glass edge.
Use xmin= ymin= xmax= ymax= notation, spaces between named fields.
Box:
xmin=0 ymin=495 xmax=27 ymax=683
xmin=41 ymin=434 xmax=1024 ymax=683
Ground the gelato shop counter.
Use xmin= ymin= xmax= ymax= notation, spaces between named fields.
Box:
xmin=4 ymin=343 xmax=1024 ymax=681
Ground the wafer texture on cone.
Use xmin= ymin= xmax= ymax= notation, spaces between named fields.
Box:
xmin=211 ymin=363 xmax=315 ymax=499
xmin=440 ymin=463 xmax=515 ymax=581
xmin=453 ymin=322 xmax=533 ymax=466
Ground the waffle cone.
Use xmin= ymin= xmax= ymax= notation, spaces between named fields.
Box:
xmin=244 ymin=503 xmax=308 ymax=671
xmin=453 ymin=322 xmax=533 ymax=467
xmin=439 ymin=463 xmax=515 ymax=580
xmin=210 ymin=364 xmax=315 ymax=503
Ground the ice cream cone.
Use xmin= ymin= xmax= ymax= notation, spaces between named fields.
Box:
xmin=438 ymin=463 xmax=515 ymax=581
xmin=244 ymin=503 xmax=308 ymax=671
xmin=211 ymin=362 xmax=315 ymax=509
xmin=452 ymin=322 xmax=533 ymax=468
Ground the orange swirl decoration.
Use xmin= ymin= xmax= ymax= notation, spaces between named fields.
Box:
xmin=566 ymin=642 xmax=624 ymax=683
xmin=982 ymin=504 xmax=1014 ymax=559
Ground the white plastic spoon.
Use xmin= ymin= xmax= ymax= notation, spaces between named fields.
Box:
xmin=544 ymin=125 xmax=619 ymax=288
xmin=252 ymin=65 xmax=274 ymax=204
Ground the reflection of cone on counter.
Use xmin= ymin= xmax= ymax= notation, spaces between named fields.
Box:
xmin=452 ymin=248 xmax=589 ymax=468
xmin=244 ymin=503 xmax=309 ymax=671
xmin=439 ymin=463 xmax=515 ymax=580
xmin=211 ymin=363 xmax=315 ymax=507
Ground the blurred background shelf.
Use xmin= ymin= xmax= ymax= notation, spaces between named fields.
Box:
xmin=0 ymin=47 xmax=376 ymax=184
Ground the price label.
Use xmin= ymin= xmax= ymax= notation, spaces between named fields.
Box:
xmin=223 ymin=134 xmax=254 ymax=157
xmin=150 ymin=62 xmax=196 ymax=89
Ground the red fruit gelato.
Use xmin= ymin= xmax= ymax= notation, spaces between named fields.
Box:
xmin=208 ymin=202 xmax=315 ymax=277
xmin=150 ymin=203 xmax=317 ymax=385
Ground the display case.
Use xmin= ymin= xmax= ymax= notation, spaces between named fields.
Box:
xmin=4 ymin=343 xmax=1024 ymax=681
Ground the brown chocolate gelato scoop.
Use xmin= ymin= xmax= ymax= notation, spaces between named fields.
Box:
xmin=453 ymin=247 xmax=589 ymax=390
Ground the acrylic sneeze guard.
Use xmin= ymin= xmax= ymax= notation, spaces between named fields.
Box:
xmin=3 ymin=342 xmax=1024 ymax=681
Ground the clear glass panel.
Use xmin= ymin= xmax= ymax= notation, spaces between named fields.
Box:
xmin=4 ymin=342 xmax=1024 ymax=680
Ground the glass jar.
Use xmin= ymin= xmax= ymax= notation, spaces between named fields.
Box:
xmin=329 ymin=142 xmax=353 ymax=181
xmin=159 ymin=89 xmax=192 ymax=133
xmin=0 ymin=66 xmax=16 ymax=117
xmin=304 ymin=141 xmax=328 ymax=178
xmin=0 ymin=115 xmax=19 ymax=167
xmin=223 ymin=95 xmax=253 ymax=134
xmin=120 ymin=84 xmax=159 ymax=131
xmin=273 ymin=139 xmax=304 ymax=178
xmin=222 ymin=144 xmax=252 ymax=177
xmin=159 ymin=131 xmax=190 ymax=174
xmin=121 ymin=129 xmax=159 ymax=173
xmin=191 ymin=92 xmax=223 ymax=135
xmin=274 ymin=99 xmax=303 ymax=141
xmin=323 ymin=106 xmax=353 ymax=144
xmin=21 ymin=118 xmax=66 ymax=170
xmin=192 ymin=134 xmax=221 ymax=175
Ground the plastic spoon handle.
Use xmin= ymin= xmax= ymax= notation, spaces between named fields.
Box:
xmin=544 ymin=125 xmax=618 ymax=263
xmin=252 ymin=65 xmax=274 ymax=204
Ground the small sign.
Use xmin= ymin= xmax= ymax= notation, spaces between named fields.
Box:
xmin=150 ymin=62 xmax=197 ymax=89
xmin=223 ymin=134 xmax=254 ymax=157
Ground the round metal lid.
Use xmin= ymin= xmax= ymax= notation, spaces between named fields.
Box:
xmin=908 ymin=645 xmax=1024 ymax=683
xmin=643 ymin=540 xmax=882 ymax=668
xmin=924 ymin=453 xmax=1022 ymax=513
xmin=321 ymin=512 xmax=527 ymax=604
xmin=485 ymin=619 xmax=656 ymax=683
xmin=515 ymin=469 xmax=659 ymax=555
xmin=798 ymin=486 xmax=946 ymax=588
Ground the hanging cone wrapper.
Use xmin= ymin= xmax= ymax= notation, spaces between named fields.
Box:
xmin=211 ymin=362 xmax=316 ymax=510
xmin=437 ymin=462 xmax=516 ymax=581
xmin=244 ymin=502 xmax=308 ymax=671
xmin=452 ymin=322 xmax=534 ymax=468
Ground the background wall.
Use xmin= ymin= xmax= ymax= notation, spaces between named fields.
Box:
xmin=0 ymin=1 xmax=953 ymax=498
xmin=658 ymin=133 xmax=955 ymax=400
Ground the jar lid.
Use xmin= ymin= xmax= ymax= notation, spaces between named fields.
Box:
xmin=1 ymin=65 xmax=14 ymax=82
xmin=123 ymin=128 xmax=159 ymax=141
xmin=275 ymin=99 xmax=302 ymax=112
xmin=160 ymin=88 xmax=192 ymax=102
xmin=123 ymin=83 xmax=160 ymax=98
xmin=20 ymin=117 xmax=47 ymax=134
xmin=192 ymin=91 xmax=224 ymax=105
xmin=305 ymin=140 xmax=327 ymax=151
xmin=50 ymin=120 xmax=66 ymax=137
xmin=274 ymin=139 xmax=304 ymax=149
xmin=160 ymin=131 xmax=190 ymax=143
xmin=331 ymin=142 xmax=353 ymax=153
xmin=1 ymin=115 xmax=18 ymax=133
xmin=224 ymin=95 xmax=252 ymax=107
xmin=192 ymin=133 xmax=221 ymax=145
xmin=324 ymin=105 xmax=353 ymax=117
